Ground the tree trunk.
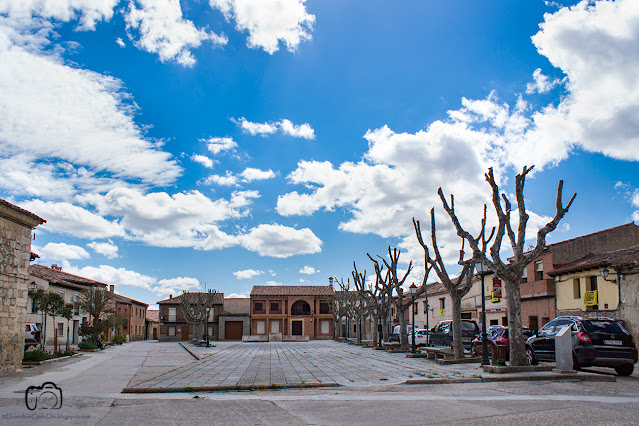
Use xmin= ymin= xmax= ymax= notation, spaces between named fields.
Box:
xmin=54 ymin=319 xmax=58 ymax=353
xmin=66 ymin=320 xmax=70 ymax=351
xmin=398 ymin=305 xmax=408 ymax=350
xmin=372 ymin=313 xmax=379 ymax=346
xmin=451 ymin=294 xmax=464 ymax=359
xmin=505 ymin=278 xmax=527 ymax=366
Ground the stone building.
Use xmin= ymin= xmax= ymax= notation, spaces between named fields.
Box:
xmin=250 ymin=285 xmax=334 ymax=339
xmin=146 ymin=310 xmax=159 ymax=340
xmin=0 ymin=199 xmax=45 ymax=372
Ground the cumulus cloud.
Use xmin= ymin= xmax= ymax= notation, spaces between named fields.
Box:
xmin=156 ymin=277 xmax=201 ymax=298
xmin=20 ymin=200 xmax=126 ymax=239
xmin=238 ymin=224 xmax=322 ymax=258
xmin=0 ymin=0 xmax=117 ymax=31
xmin=205 ymin=136 xmax=238 ymax=154
xmin=191 ymin=154 xmax=215 ymax=168
xmin=233 ymin=269 xmax=264 ymax=279
xmin=299 ymin=265 xmax=318 ymax=275
xmin=210 ymin=0 xmax=315 ymax=54
xmin=226 ymin=292 xmax=250 ymax=298
xmin=115 ymin=37 xmax=125 ymax=47
xmin=526 ymin=68 xmax=561 ymax=94
xmin=125 ymin=0 xmax=227 ymax=66
xmin=239 ymin=168 xmax=276 ymax=182
xmin=37 ymin=242 xmax=90 ymax=260
xmin=232 ymin=117 xmax=314 ymax=138
xmin=87 ymin=240 xmax=119 ymax=259
xmin=203 ymin=172 xmax=239 ymax=186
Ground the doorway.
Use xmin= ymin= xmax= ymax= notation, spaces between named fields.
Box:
xmin=292 ymin=321 xmax=303 ymax=336
xmin=181 ymin=326 xmax=190 ymax=341
xmin=72 ymin=320 xmax=79 ymax=344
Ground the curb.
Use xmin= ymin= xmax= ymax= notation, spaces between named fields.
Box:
xmin=404 ymin=372 xmax=616 ymax=385
xmin=22 ymin=353 xmax=83 ymax=366
xmin=179 ymin=343 xmax=201 ymax=360
xmin=122 ymin=382 xmax=341 ymax=394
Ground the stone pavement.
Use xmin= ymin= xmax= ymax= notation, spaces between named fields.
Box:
xmin=125 ymin=340 xmax=483 ymax=391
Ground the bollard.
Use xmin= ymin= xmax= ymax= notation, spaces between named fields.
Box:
xmin=553 ymin=325 xmax=576 ymax=374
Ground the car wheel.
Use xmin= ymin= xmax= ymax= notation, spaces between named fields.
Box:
xmin=614 ymin=364 xmax=634 ymax=376
xmin=526 ymin=346 xmax=538 ymax=365
xmin=572 ymin=355 xmax=582 ymax=371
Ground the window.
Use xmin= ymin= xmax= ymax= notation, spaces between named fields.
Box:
xmin=256 ymin=320 xmax=265 ymax=334
xmin=270 ymin=321 xmax=280 ymax=333
xmin=321 ymin=320 xmax=330 ymax=334
xmin=208 ymin=326 xmax=213 ymax=337
xmin=521 ymin=267 xmax=528 ymax=284
xmin=168 ymin=326 xmax=176 ymax=336
xmin=423 ymin=301 xmax=428 ymax=314
xmin=31 ymin=298 xmax=38 ymax=313
xmin=319 ymin=302 xmax=330 ymax=314
xmin=82 ymin=317 xmax=88 ymax=324
xmin=58 ymin=289 xmax=65 ymax=299
xmin=529 ymin=316 xmax=539 ymax=332
xmin=573 ymin=278 xmax=581 ymax=299
xmin=168 ymin=307 xmax=176 ymax=322
xmin=254 ymin=302 xmax=264 ymax=313
xmin=207 ymin=307 xmax=214 ymax=321
xmin=439 ymin=298 xmax=445 ymax=311
xmin=270 ymin=302 xmax=280 ymax=313
xmin=57 ymin=322 xmax=64 ymax=336
xmin=74 ymin=292 xmax=80 ymax=315
xmin=534 ymin=261 xmax=544 ymax=281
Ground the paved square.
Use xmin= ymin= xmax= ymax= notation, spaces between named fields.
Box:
xmin=127 ymin=340 xmax=483 ymax=391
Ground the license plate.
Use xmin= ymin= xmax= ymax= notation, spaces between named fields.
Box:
xmin=603 ymin=340 xmax=622 ymax=346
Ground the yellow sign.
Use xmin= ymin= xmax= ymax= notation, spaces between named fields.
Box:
xmin=440 ymin=308 xmax=445 ymax=316
xmin=491 ymin=291 xmax=500 ymax=303
xmin=584 ymin=290 xmax=598 ymax=306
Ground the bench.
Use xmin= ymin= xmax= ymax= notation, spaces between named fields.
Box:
xmin=381 ymin=341 xmax=403 ymax=352
xmin=361 ymin=340 xmax=374 ymax=347
xmin=420 ymin=347 xmax=455 ymax=360
xmin=347 ymin=338 xmax=358 ymax=345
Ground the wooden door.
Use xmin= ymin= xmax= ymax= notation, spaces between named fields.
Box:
xmin=181 ymin=326 xmax=189 ymax=341
xmin=225 ymin=321 xmax=243 ymax=340
xmin=292 ymin=320 xmax=303 ymax=336
xmin=153 ymin=327 xmax=158 ymax=340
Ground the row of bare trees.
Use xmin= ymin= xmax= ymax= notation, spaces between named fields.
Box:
xmin=334 ymin=166 xmax=575 ymax=364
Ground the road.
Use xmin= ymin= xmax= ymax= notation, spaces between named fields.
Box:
xmin=0 ymin=341 xmax=638 ymax=425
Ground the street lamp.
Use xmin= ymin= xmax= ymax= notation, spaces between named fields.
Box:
xmin=409 ymin=283 xmax=417 ymax=354
xmin=475 ymin=261 xmax=490 ymax=366
xmin=205 ymin=306 xmax=211 ymax=348
xmin=377 ymin=296 xmax=383 ymax=348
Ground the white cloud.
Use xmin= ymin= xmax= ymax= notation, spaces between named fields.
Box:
xmin=38 ymin=242 xmax=90 ymax=260
xmin=526 ymin=68 xmax=561 ymax=94
xmin=239 ymin=223 xmax=322 ymax=258
xmin=203 ymin=172 xmax=239 ymax=186
xmin=299 ymin=265 xmax=318 ymax=275
xmin=232 ymin=117 xmax=278 ymax=136
xmin=226 ymin=292 xmax=250 ymax=298
xmin=232 ymin=117 xmax=314 ymax=138
xmin=20 ymin=200 xmax=126 ymax=239
xmin=115 ymin=37 xmax=125 ymax=47
xmin=0 ymin=29 xmax=182 ymax=187
xmin=156 ymin=277 xmax=201 ymax=298
xmin=233 ymin=269 xmax=263 ymax=279
xmin=191 ymin=154 xmax=215 ymax=168
xmin=125 ymin=0 xmax=227 ymax=66
xmin=78 ymin=187 xmax=246 ymax=249
xmin=528 ymin=0 xmax=639 ymax=162
xmin=0 ymin=0 xmax=117 ymax=31
xmin=239 ymin=168 xmax=276 ymax=182
xmin=279 ymin=119 xmax=315 ymax=140
xmin=264 ymin=281 xmax=281 ymax=285
xmin=210 ymin=0 xmax=315 ymax=54
xmin=205 ymin=136 xmax=237 ymax=154
xmin=87 ymin=240 xmax=119 ymax=259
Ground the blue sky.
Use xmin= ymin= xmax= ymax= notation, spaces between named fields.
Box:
xmin=2 ymin=0 xmax=639 ymax=309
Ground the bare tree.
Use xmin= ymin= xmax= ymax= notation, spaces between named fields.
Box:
xmin=438 ymin=166 xmax=576 ymax=365
xmin=367 ymin=254 xmax=393 ymax=343
xmin=331 ymin=284 xmax=348 ymax=339
xmin=353 ymin=262 xmax=384 ymax=346
xmin=180 ymin=290 xmax=219 ymax=341
xmin=413 ymin=207 xmax=493 ymax=359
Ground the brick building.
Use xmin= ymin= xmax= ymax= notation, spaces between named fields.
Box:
xmin=112 ymin=287 xmax=148 ymax=342
xmin=520 ymin=222 xmax=639 ymax=330
xmin=250 ymin=285 xmax=334 ymax=339
xmin=0 ymin=199 xmax=44 ymax=372
xmin=157 ymin=292 xmax=224 ymax=341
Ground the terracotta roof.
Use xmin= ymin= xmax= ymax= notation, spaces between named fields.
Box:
xmin=550 ymin=245 xmax=639 ymax=276
xmin=0 ymin=198 xmax=46 ymax=224
xmin=251 ymin=285 xmax=335 ymax=296
xmin=157 ymin=292 xmax=225 ymax=305
xmin=547 ymin=222 xmax=638 ymax=249
xmin=30 ymin=264 xmax=108 ymax=289
xmin=424 ymin=281 xmax=446 ymax=295
xmin=113 ymin=292 xmax=148 ymax=307
xmin=146 ymin=310 xmax=159 ymax=322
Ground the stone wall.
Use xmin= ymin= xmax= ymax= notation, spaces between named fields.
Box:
xmin=0 ymin=214 xmax=35 ymax=372
xmin=619 ymin=267 xmax=639 ymax=341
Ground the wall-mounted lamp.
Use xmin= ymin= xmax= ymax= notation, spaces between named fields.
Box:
xmin=599 ymin=266 xmax=617 ymax=283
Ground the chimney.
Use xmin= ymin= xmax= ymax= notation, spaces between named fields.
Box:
xmin=110 ymin=285 xmax=115 ymax=293
xmin=169 ymin=294 xmax=172 ymax=299
xmin=51 ymin=264 xmax=62 ymax=271
xmin=328 ymin=277 xmax=333 ymax=287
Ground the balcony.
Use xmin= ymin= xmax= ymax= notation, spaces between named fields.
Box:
xmin=521 ymin=278 xmax=555 ymax=299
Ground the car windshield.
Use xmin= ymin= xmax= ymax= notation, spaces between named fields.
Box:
xmin=461 ymin=322 xmax=476 ymax=332
xmin=582 ymin=320 xmax=628 ymax=335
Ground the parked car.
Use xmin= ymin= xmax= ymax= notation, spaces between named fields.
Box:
xmin=471 ymin=326 xmax=534 ymax=358
xmin=525 ymin=316 xmax=638 ymax=376
xmin=388 ymin=325 xmax=419 ymax=343
xmin=24 ymin=322 xmax=40 ymax=349
xmin=429 ymin=320 xmax=480 ymax=350
xmin=413 ymin=329 xmax=429 ymax=346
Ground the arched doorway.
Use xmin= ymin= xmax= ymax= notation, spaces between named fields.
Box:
xmin=291 ymin=300 xmax=311 ymax=316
